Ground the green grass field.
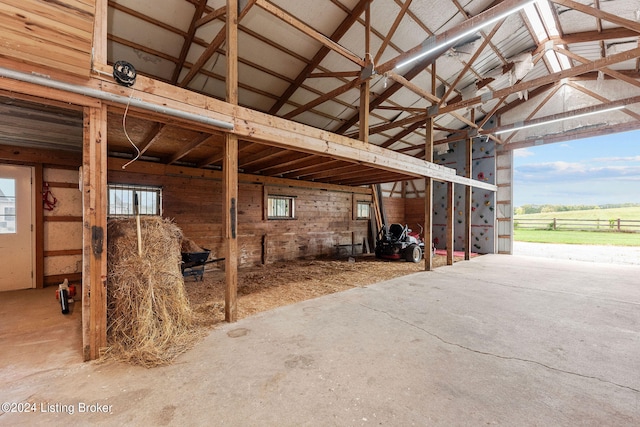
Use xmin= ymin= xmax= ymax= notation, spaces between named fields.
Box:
xmin=514 ymin=207 xmax=640 ymax=246
xmin=514 ymin=229 xmax=640 ymax=246
xmin=514 ymin=206 xmax=640 ymax=220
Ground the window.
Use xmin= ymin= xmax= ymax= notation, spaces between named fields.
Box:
xmin=267 ymin=195 xmax=295 ymax=219
xmin=108 ymin=184 xmax=162 ymax=216
xmin=356 ymin=201 xmax=370 ymax=219
xmin=0 ymin=178 xmax=16 ymax=234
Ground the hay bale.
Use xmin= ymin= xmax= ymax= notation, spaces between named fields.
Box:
xmin=106 ymin=217 xmax=199 ymax=367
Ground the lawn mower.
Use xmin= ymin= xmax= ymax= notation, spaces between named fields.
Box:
xmin=374 ymin=223 xmax=425 ymax=263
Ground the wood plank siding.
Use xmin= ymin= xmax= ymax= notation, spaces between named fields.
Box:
xmin=0 ymin=0 xmax=95 ymax=77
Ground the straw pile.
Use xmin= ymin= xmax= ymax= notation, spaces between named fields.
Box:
xmin=106 ymin=217 xmax=199 ymax=367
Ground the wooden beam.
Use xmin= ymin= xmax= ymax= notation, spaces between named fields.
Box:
xmin=167 ymin=133 xmax=214 ymax=164
xmin=180 ymin=0 xmax=256 ymax=88
xmin=424 ymin=116 xmax=433 ymax=271
xmin=268 ymin=0 xmax=369 ymax=115
xmin=446 ymin=181 xmax=454 ymax=266
xmin=82 ymin=103 xmax=108 ymax=361
xmin=485 ymin=94 xmax=640 ymax=136
xmin=255 ymin=0 xmax=364 ymax=67
xmin=551 ymin=0 xmax=640 ymax=34
xmin=172 ymin=0 xmax=210 ymax=84
xmin=374 ymin=0 xmax=413 ymax=65
xmin=552 ymin=28 xmax=640 ymax=45
xmin=195 ymin=5 xmax=227 ymax=28
xmin=224 ymin=0 xmax=238 ymax=323
xmin=34 ymin=163 xmax=44 ymax=288
xmin=359 ymin=1 xmax=371 ymax=144
xmin=438 ymin=19 xmax=504 ymax=107
xmin=438 ymin=46 xmax=640 ymax=115
xmin=464 ymin=136 xmax=472 ymax=260
xmin=109 ymin=157 xmax=371 ymax=194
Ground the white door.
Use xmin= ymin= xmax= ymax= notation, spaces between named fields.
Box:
xmin=0 ymin=165 xmax=35 ymax=291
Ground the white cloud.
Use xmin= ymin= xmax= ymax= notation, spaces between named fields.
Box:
xmin=593 ymin=155 xmax=640 ymax=162
xmin=514 ymin=148 xmax=535 ymax=158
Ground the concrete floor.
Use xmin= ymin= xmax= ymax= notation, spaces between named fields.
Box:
xmin=1 ymin=254 xmax=639 ymax=426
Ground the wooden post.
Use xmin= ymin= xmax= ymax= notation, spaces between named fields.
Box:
xmin=359 ymin=0 xmax=370 ymax=144
xmin=82 ymin=103 xmax=108 ymax=361
xmin=464 ymin=135 xmax=472 ymax=260
xmin=446 ymin=181 xmax=454 ymax=266
xmin=224 ymin=0 xmax=239 ymax=323
xmin=34 ymin=163 xmax=44 ymax=288
xmin=424 ymin=116 xmax=434 ymax=271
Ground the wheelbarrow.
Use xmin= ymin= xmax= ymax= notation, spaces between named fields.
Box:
xmin=181 ymin=249 xmax=225 ymax=281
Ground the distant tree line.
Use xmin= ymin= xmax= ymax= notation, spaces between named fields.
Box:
xmin=514 ymin=203 xmax=640 ymax=215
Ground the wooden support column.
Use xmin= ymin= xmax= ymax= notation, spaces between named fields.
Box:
xmin=424 ymin=116 xmax=434 ymax=271
xmin=359 ymin=1 xmax=371 ymax=143
xmin=464 ymin=136 xmax=473 ymax=261
xmin=82 ymin=103 xmax=108 ymax=361
xmin=34 ymin=163 xmax=44 ymax=288
xmin=224 ymin=0 xmax=239 ymax=323
xmin=446 ymin=181 xmax=454 ymax=266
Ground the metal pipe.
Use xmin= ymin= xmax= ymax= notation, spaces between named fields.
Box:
xmin=0 ymin=66 xmax=234 ymax=131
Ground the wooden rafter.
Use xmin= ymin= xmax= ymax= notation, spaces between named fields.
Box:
xmin=552 ymin=0 xmax=640 ymax=34
xmin=255 ymin=0 xmax=364 ymax=68
xmin=172 ymin=0 xmax=210 ymax=84
xmin=268 ymin=0 xmax=369 ymax=115
xmin=167 ymin=133 xmax=216 ymax=164
xmin=437 ymin=46 xmax=640 ymax=116
xmin=486 ymin=94 xmax=640 ymax=137
xmin=333 ymin=0 xmax=520 ymax=135
xmin=567 ymin=82 xmax=640 ymax=122
xmin=374 ymin=0 xmax=413 ymax=65
xmin=179 ymin=0 xmax=256 ymax=88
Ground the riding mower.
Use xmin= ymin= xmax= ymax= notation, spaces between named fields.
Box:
xmin=374 ymin=223 xmax=425 ymax=263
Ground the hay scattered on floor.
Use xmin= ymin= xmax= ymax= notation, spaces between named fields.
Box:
xmin=105 ymin=217 xmax=201 ymax=367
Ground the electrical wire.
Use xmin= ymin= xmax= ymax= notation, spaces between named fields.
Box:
xmin=121 ymin=88 xmax=141 ymax=169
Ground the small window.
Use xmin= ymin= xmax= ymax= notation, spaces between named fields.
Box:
xmin=0 ymin=178 xmax=16 ymax=234
xmin=356 ymin=201 xmax=370 ymax=219
xmin=108 ymin=184 xmax=162 ymax=216
xmin=268 ymin=195 xmax=295 ymax=219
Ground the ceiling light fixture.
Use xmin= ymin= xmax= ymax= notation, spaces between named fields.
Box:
xmin=395 ymin=0 xmax=537 ymax=69
xmin=493 ymin=105 xmax=625 ymax=135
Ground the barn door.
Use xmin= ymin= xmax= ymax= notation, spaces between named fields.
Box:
xmin=0 ymin=164 xmax=35 ymax=291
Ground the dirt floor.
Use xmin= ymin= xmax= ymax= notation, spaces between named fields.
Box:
xmin=186 ymin=254 xmax=458 ymax=330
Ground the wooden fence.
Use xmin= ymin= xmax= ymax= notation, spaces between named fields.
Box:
xmin=514 ymin=218 xmax=640 ymax=233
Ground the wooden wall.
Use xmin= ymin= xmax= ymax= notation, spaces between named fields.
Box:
xmin=108 ymin=169 xmax=372 ymax=266
xmin=43 ymin=166 xmax=83 ymax=285
xmin=0 ymin=0 xmax=95 ymax=77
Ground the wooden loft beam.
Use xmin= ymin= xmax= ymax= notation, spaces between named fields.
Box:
xmin=244 ymin=151 xmax=309 ymax=173
xmin=280 ymin=159 xmax=344 ymax=179
xmin=167 ymin=133 xmax=216 ymax=164
xmin=268 ymin=0 xmax=370 ymax=115
xmin=250 ymin=152 xmax=315 ymax=175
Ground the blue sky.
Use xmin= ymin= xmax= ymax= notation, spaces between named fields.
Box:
xmin=513 ymin=130 xmax=640 ymax=207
